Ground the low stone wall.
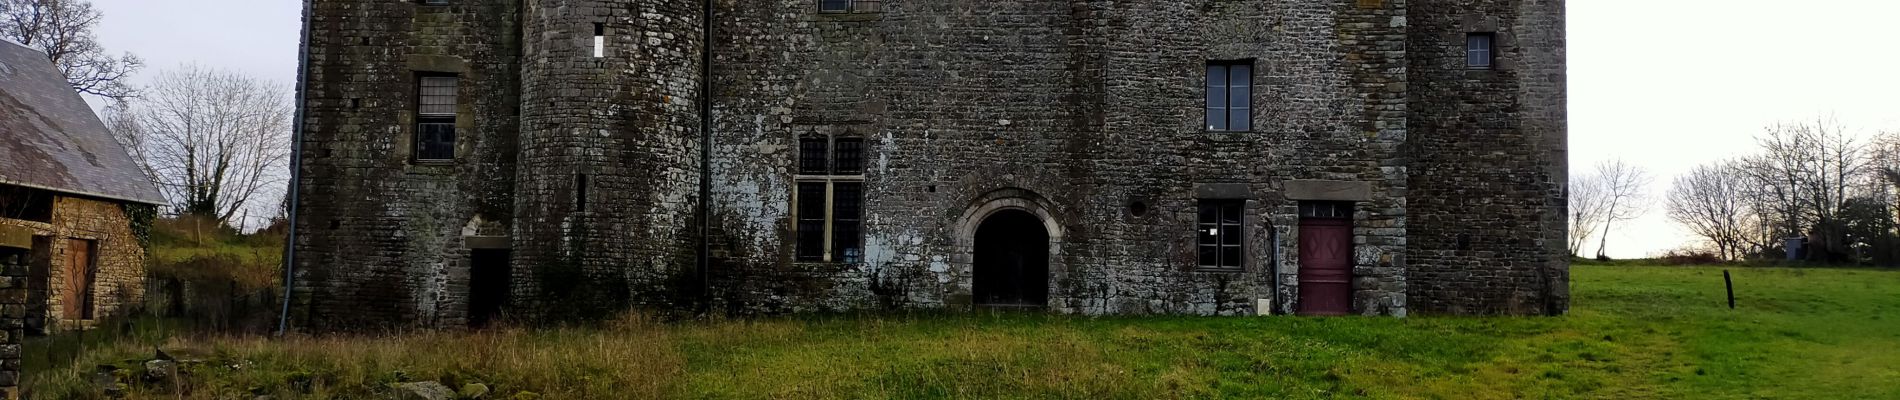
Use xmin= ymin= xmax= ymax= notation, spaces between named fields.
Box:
xmin=1 ymin=224 xmax=32 ymax=399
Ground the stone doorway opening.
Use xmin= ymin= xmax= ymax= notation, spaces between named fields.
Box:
xmin=467 ymin=248 xmax=511 ymax=328
xmin=972 ymin=209 xmax=1050 ymax=308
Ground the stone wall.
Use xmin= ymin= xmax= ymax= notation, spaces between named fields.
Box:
xmin=0 ymin=226 xmax=28 ymax=398
xmin=702 ymin=0 xmax=1413 ymax=316
xmin=0 ymin=194 xmax=150 ymax=331
xmin=291 ymin=0 xmax=523 ymax=330
xmin=292 ymin=0 xmax=1567 ymax=327
xmin=1405 ymin=0 xmax=1568 ymax=315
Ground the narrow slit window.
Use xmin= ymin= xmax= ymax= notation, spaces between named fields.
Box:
xmin=575 ymin=174 xmax=589 ymax=212
xmin=795 ymin=182 xmax=828 ymax=261
xmin=831 ymin=182 xmax=863 ymax=263
xmin=1466 ymin=33 xmax=1495 ymax=69
xmin=593 ymin=23 xmax=606 ymax=58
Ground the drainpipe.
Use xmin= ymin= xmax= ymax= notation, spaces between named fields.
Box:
xmin=277 ymin=0 xmax=315 ymax=336
xmin=695 ymin=0 xmax=713 ymax=314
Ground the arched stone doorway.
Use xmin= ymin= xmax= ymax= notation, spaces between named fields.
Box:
xmin=952 ymin=188 xmax=1064 ymax=310
xmin=972 ymin=210 xmax=1049 ymax=307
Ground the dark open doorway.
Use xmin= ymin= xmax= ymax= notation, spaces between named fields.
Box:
xmin=972 ymin=209 xmax=1049 ymax=308
xmin=468 ymin=249 xmax=511 ymax=328
xmin=26 ymin=236 xmax=49 ymax=335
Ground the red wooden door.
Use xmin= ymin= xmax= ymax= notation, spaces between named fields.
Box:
xmin=62 ymin=239 xmax=95 ymax=320
xmin=1298 ymin=218 xmax=1353 ymax=315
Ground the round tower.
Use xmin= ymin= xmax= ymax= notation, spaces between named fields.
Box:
xmin=514 ymin=0 xmax=705 ymax=319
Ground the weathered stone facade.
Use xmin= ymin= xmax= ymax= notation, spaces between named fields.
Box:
xmin=0 ymin=189 xmax=153 ymax=332
xmin=292 ymin=0 xmax=1567 ymax=330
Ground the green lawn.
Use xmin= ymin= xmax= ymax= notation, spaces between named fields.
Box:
xmin=26 ymin=266 xmax=1900 ymax=399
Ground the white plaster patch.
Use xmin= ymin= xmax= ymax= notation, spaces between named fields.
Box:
xmin=878 ymin=131 xmax=894 ymax=174
xmin=929 ymin=256 xmax=950 ymax=284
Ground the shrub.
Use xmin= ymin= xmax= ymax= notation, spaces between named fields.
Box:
xmin=1656 ymin=248 xmax=1725 ymax=265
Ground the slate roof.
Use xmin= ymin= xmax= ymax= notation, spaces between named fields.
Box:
xmin=0 ymin=39 xmax=165 ymax=205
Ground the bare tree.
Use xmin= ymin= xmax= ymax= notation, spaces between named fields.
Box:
xmin=1735 ymin=118 xmax=1870 ymax=261
xmin=114 ymin=65 xmax=290 ymax=225
xmin=0 ymin=0 xmax=142 ymax=100
xmin=1567 ymin=172 xmax=1610 ymax=257
xmin=1593 ymin=159 xmax=1652 ymax=259
xmin=1667 ymin=162 xmax=1752 ymax=260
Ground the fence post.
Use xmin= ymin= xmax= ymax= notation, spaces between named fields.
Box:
xmin=1724 ymin=269 xmax=1735 ymax=309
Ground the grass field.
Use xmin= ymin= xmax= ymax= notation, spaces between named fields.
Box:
xmin=24 ymin=266 xmax=1900 ymax=399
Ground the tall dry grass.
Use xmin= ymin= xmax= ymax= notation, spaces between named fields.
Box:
xmin=28 ymin=314 xmax=685 ymax=399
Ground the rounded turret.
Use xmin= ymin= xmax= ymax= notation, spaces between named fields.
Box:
xmin=513 ymin=0 xmax=705 ymax=319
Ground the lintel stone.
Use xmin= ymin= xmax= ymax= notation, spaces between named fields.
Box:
xmin=464 ymin=236 xmax=511 ymax=249
xmin=1194 ymin=183 xmax=1251 ymax=200
xmin=1284 ymin=180 xmax=1372 ymax=202
xmin=0 ymin=226 xmax=28 ymax=250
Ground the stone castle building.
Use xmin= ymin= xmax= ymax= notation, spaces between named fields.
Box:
xmin=290 ymin=0 xmax=1567 ymax=330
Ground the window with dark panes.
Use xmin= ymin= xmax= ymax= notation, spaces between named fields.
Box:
xmin=1205 ymin=61 xmax=1252 ymax=132
xmin=796 ymin=183 xmax=828 ymax=261
xmin=831 ymin=182 xmax=863 ymax=263
xmin=799 ymin=138 xmax=829 ymax=174
xmin=1198 ymin=200 xmax=1245 ymax=270
xmin=1299 ymin=201 xmax=1354 ymax=219
xmin=794 ymin=135 xmax=866 ymax=262
xmin=819 ymin=0 xmax=881 ymax=13
xmin=1466 ymin=33 xmax=1495 ymax=69
xmin=415 ymin=75 xmax=458 ymax=161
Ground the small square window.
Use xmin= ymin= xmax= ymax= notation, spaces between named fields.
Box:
xmin=834 ymin=138 xmax=864 ymax=174
xmin=1197 ymin=200 xmax=1245 ymax=270
xmin=819 ymin=0 xmax=851 ymax=13
xmin=1466 ymin=33 xmax=1495 ymax=69
xmin=798 ymin=138 xmax=829 ymax=174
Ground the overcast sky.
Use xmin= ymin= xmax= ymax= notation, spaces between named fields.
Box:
xmin=84 ymin=0 xmax=1900 ymax=257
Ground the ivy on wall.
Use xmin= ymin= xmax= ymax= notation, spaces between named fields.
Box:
xmin=121 ymin=203 xmax=158 ymax=250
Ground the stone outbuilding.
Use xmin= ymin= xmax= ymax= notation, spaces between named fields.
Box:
xmin=291 ymin=0 xmax=1568 ymax=330
xmin=0 ymin=39 xmax=166 ymax=332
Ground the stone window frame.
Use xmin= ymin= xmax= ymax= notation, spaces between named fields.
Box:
xmin=818 ymin=0 xmax=882 ymax=14
xmin=793 ymin=134 xmax=866 ymax=264
xmin=418 ymin=0 xmax=448 ymax=6
xmin=1204 ymin=59 xmax=1254 ymax=133
xmin=412 ymin=73 xmax=460 ymax=163
xmin=1197 ymin=199 xmax=1246 ymax=271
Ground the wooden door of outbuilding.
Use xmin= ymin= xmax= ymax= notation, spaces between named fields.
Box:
xmin=62 ymin=239 xmax=95 ymax=320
